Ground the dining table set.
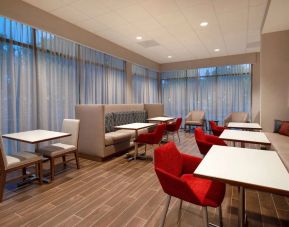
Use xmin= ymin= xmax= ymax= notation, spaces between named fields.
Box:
xmin=194 ymin=122 xmax=289 ymax=227
xmin=114 ymin=116 xmax=175 ymax=161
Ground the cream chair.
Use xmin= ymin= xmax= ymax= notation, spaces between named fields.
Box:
xmin=38 ymin=119 xmax=80 ymax=181
xmin=184 ymin=111 xmax=206 ymax=131
xmin=0 ymin=137 xmax=42 ymax=202
xmin=224 ymin=112 xmax=249 ymax=126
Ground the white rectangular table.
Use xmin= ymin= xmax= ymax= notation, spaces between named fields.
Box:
xmin=2 ymin=130 xmax=71 ymax=145
xmin=194 ymin=145 xmax=289 ymax=227
xmin=147 ymin=116 xmax=175 ymax=123
xmin=2 ymin=130 xmax=71 ymax=183
xmin=115 ymin=123 xmax=156 ymax=160
xmin=219 ymin=129 xmax=270 ymax=148
xmin=227 ymin=122 xmax=262 ymax=130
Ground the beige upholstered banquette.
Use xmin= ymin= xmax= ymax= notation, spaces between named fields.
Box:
xmin=75 ymin=104 xmax=164 ymax=160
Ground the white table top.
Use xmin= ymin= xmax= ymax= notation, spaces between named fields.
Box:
xmin=147 ymin=116 xmax=175 ymax=122
xmin=227 ymin=122 xmax=262 ymax=130
xmin=194 ymin=145 xmax=289 ymax=196
xmin=2 ymin=130 xmax=71 ymax=144
xmin=115 ymin=122 xmax=156 ymax=130
xmin=219 ymin=129 xmax=271 ymax=145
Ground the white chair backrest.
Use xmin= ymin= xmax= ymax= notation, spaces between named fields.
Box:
xmin=0 ymin=137 xmax=8 ymax=170
xmin=60 ymin=119 xmax=80 ymax=147
xmin=231 ymin=112 xmax=249 ymax=122
xmin=191 ymin=111 xmax=205 ymax=121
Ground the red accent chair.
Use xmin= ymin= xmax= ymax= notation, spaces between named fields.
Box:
xmin=209 ymin=121 xmax=226 ymax=136
xmin=166 ymin=117 xmax=182 ymax=142
xmin=135 ymin=124 xmax=166 ymax=158
xmin=154 ymin=142 xmax=225 ymax=227
xmin=195 ymin=127 xmax=227 ymax=156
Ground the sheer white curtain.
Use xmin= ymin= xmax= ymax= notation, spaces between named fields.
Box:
xmin=147 ymin=70 xmax=159 ymax=103
xmin=161 ymin=70 xmax=187 ymax=120
xmin=0 ymin=17 xmax=37 ymax=153
xmin=132 ymin=64 xmax=159 ymax=103
xmin=104 ymin=55 xmax=126 ymax=104
xmin=161 ymin=65 xmax=252 ymax=124
xmin=79 ymin=46 xmax=104 ymax=104
xmin=36 ymin=31 xmax=78 ymax=131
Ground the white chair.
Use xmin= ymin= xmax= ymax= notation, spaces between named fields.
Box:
xmin=224 ymin=112 xmax=249 ymax=126
xmin=0 ymin=137 xmax=42 ymax=201
xmin=38 ymin=119 xmax=80 ymax=181
xmin=184 ymin=111 xmax=206 ymax=131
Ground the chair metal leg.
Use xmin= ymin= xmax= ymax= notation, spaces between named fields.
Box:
xmin=160 ymin=195 xmax=171 ymax=227
xmin=218 ymin=206 xmax=223 ymax=227
xmin=202 ymin=206 xmax=208 ymax=227
xmin=177 ymin=131 xmax=180 ymax=143
xmin=177 ymin=199 xmax=183 ymax=224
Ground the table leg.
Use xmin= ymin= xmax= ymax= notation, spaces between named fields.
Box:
xmin=239 ymin=186 xmax=245 ymax=227
xmin=134 ymin=130 xmax=139 ymax=160
xmin=241 ymin=142 xmax=245 ymax=148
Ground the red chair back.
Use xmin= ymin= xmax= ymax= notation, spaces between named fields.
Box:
xmin=194 ymin=127 xmax=205 ymax=141
xmin=175 ymin=117 xmax=182 ymax=130
xmin=209 ymin=121 xmax=225 ymax=136
xmin=154 ymin=142 xmax=183 ymax=177
xmin=209 ymin=121 xmax=217 ymax=130
xmin=152 ymin=123 xmax=166 ymax=144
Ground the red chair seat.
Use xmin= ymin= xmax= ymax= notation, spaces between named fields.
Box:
xmin=181 ymin=174 xmax=226 ymax=207
xmin=135 ymin=124 xmax=166 ymax=145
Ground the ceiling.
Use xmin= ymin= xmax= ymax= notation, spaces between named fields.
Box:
xmin=262 ymin=0 xmax=289 ymax=34
xmin=22 ymin=0 xmax=268 ymax=64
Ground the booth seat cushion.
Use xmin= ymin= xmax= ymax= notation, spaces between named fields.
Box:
xmin=185 ymin=120 xmax=203 ymax=125
xmin=105 ymin=131 xmax=132 ymax=146
xmin=265 ymin=132 xmax=289 ymax=171
xmin=116 ymin=128 xmax=149 ymax=139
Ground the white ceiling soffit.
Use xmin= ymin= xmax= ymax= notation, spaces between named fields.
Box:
xmin=22 ymin=0 xmax=268 ymax=64
xmin=262 ymin=0 xmax=289 ymax=34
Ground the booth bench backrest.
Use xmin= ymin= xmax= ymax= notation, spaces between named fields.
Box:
xmin=105 ymin=111 xmax=147 ymax=133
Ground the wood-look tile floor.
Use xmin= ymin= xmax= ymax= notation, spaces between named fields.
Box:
xmin=1 ymin=131 xmax=289 ymax=227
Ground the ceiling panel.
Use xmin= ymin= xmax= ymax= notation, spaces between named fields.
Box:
xmin=22 ymin=0 xmax=269 ymax=64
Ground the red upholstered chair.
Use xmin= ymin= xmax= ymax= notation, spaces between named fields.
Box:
xmin=166 ymin=117 xmax=182 ymax=142
xmin=154 ymin=142 xmax=225 ymax=227
xmin=135 ymin=124 xmax=166 ymax=158
xmin=195 ymin=127 xmax=227 ymax=156
xmin=209 ymin=120 xmax=226 ymax=136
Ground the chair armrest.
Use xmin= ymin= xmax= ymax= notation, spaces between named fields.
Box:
xmin=155 ymin=168 xmax=190 ymax=197
xmin=185 ymin=113 xmax=191 ymax=121
xmin=181 ymin=153 xmax=202 ymax=174
xmin=224 ymin=114 xmax=231 ymax=126
xmin=205 ymin=135 xmax=227 ymax=146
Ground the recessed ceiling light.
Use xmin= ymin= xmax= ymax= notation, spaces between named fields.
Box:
xmin=136 ymin=36 xmax=142 ymax=40
xmin=214 ymin=48 xmax=220 ymax=52
xmin=200 ymin=21 xmax=208 ymax=27
xmin=168 ymin=55 xmax=172 ymax=59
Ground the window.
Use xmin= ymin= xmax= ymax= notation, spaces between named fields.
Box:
xmin=0 ymin=16 xmax=126 ymax=152
xmin=161 ymin=64 xmax=252 ymax=125
xmin=132 ymin=64 xmax=159 ymax=103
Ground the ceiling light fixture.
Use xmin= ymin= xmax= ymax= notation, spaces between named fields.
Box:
xmin=168 ymin=55 xmax=172 ymax=59
xmin=214 ymin=48 xmax=220 ymax=52
xmin=200 ymin=21 xmax=208 ymax=27
xmin=136 ymin=36 xmax=142 ymax=40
